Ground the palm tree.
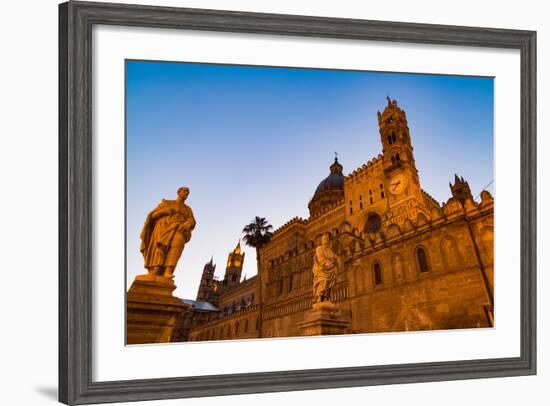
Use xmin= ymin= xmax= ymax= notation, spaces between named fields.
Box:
xmin=242 ymin=216 xmax=273 ymax=337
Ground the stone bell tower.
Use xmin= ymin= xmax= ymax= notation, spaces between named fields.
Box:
xmin=377 ymin=98 xmax=430 ymax=226
xmin=196 ymin=257 xmax=216 ymax=302
xmin=378 ymin=96 xmax=417 ymax=174
xmin=224 ymin=241 xmax=245 ymax=287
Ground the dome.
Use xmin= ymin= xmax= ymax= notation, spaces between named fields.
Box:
xmin=308 ymin=158 xmax=345 ymax=216
xmin=313 ymin=158 xmax=344 ymax=196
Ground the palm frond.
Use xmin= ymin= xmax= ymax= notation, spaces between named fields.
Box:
xmin=242 ymin=216 xmax=273 ymax=249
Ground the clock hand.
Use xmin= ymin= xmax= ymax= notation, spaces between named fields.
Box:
xmin=391 ymin=181 xmax=401 ymax=191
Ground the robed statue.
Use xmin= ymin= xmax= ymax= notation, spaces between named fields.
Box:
xmin=312 ymin=234 xmax=340 ymax=303
xmin=140 ymin=187 xmax=196 ymax=279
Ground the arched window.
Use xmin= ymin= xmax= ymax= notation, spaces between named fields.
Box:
xmin=417 ymin=247 xmax=430 ymax=273
xmin=395 ymin=153 xmax=401 ymax=162
xmin=373 ymin=262 xmax=383 ymax=285
xmin=244 ymin=319 xmax=249 ymax=333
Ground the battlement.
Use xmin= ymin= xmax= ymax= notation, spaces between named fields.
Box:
xmin=271 ymin=216 xmax=306 ymax=238
xmin=422 ymin=189 xmax=441 ymax=209
xmin=220 ymin=274 xmax=258 ymax=295
xmin=344 ymin=154 xmax=385 ymax=184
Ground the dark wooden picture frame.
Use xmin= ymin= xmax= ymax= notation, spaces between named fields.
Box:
xmin=59 ymin=1 xmax=536 ymax=404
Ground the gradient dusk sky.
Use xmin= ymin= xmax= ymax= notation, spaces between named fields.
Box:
xmin=126 ymin=60 xmax=494 ymax=299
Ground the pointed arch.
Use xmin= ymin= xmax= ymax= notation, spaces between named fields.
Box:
xmin=415 ymin=246 xmax=430 ymax=273
xmin=440 ymin=236 xmax=462 ymax=270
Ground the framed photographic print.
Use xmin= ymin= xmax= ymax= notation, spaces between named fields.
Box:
xmin=59 ymin=1 xmax=536 ymax=404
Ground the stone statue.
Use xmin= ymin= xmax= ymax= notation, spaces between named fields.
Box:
xmin=140 ymin=187 xmax=196 ymax=279
xmin=312 ymin=234 xmax=339 ymax=303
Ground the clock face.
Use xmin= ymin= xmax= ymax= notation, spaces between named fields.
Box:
xmin=389 ymin=173 xmax=408 ymax=195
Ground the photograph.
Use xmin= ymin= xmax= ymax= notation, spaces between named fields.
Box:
xmin=125 ymin=60 xmax=495 ymax=344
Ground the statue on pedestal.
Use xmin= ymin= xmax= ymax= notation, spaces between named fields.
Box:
xmin=139 ymin=186 xmax=196 ymax=279
xmin=299 ymin=234 xmax=349 ymax=336
xmin=312 ymin=234 xmax=339 ymax=303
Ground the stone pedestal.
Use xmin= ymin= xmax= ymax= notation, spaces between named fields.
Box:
xmin=126 ymin=274 xmax=189 ymax=345
xmin=298 ymin=301 xmax=351 ymax=336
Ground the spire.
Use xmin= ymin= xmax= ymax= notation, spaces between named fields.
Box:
xmin=450 ymin=174 xmax=473 ymax=204
xmin=225 ymin=240 xmax=245 ymax=287
xmin=234 ymin=240 xmax=241 ymax=255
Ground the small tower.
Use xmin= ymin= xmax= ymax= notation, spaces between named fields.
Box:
xmin=224 ymin=241 xmax=245 ymax=287
xmin=196 ymin=257 xmax=216 ymax=301
xmin=377 ymin=97 xmax=417 ymax=173
xmin=449 ymin=174 xmax=473 ymax=204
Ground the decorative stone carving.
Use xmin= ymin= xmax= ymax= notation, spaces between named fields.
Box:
xmin=463 ymin=197 xmax=479 ymax=215
xmin=442 ymin=197 xmax=464 ymax=217
xmin=386 ymin=223 xmax=401 ymax=239
xmin=403 ymin=218 xmax=415 ymax=232
xmin=431 ymin=206 xmax=443 ymax=221
xmin=416 ymin=212 xmax=429 ymax=227
xmin=140 ymin=186 xmax=196 ymax=279
xmin=480 ymin=190 xmax=494 ymax=209
xmin=312 ymin=235 xmax=340 ymax=303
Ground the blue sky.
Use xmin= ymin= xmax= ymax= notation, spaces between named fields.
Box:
xmin=126 ymin=60 xmax=494 ymax=299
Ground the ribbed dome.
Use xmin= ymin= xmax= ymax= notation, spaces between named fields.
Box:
xmin=313 ymin=158 xmax=344 ymax=196
xmin=308 ymin=158 xmax=345 ymax=216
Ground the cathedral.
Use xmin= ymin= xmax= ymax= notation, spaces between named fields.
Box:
xmin=175 ymin=98 xmax=494 ymax=342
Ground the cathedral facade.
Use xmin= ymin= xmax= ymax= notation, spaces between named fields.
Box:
xmin=181 ymin=98 xmax=494 ymax=342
